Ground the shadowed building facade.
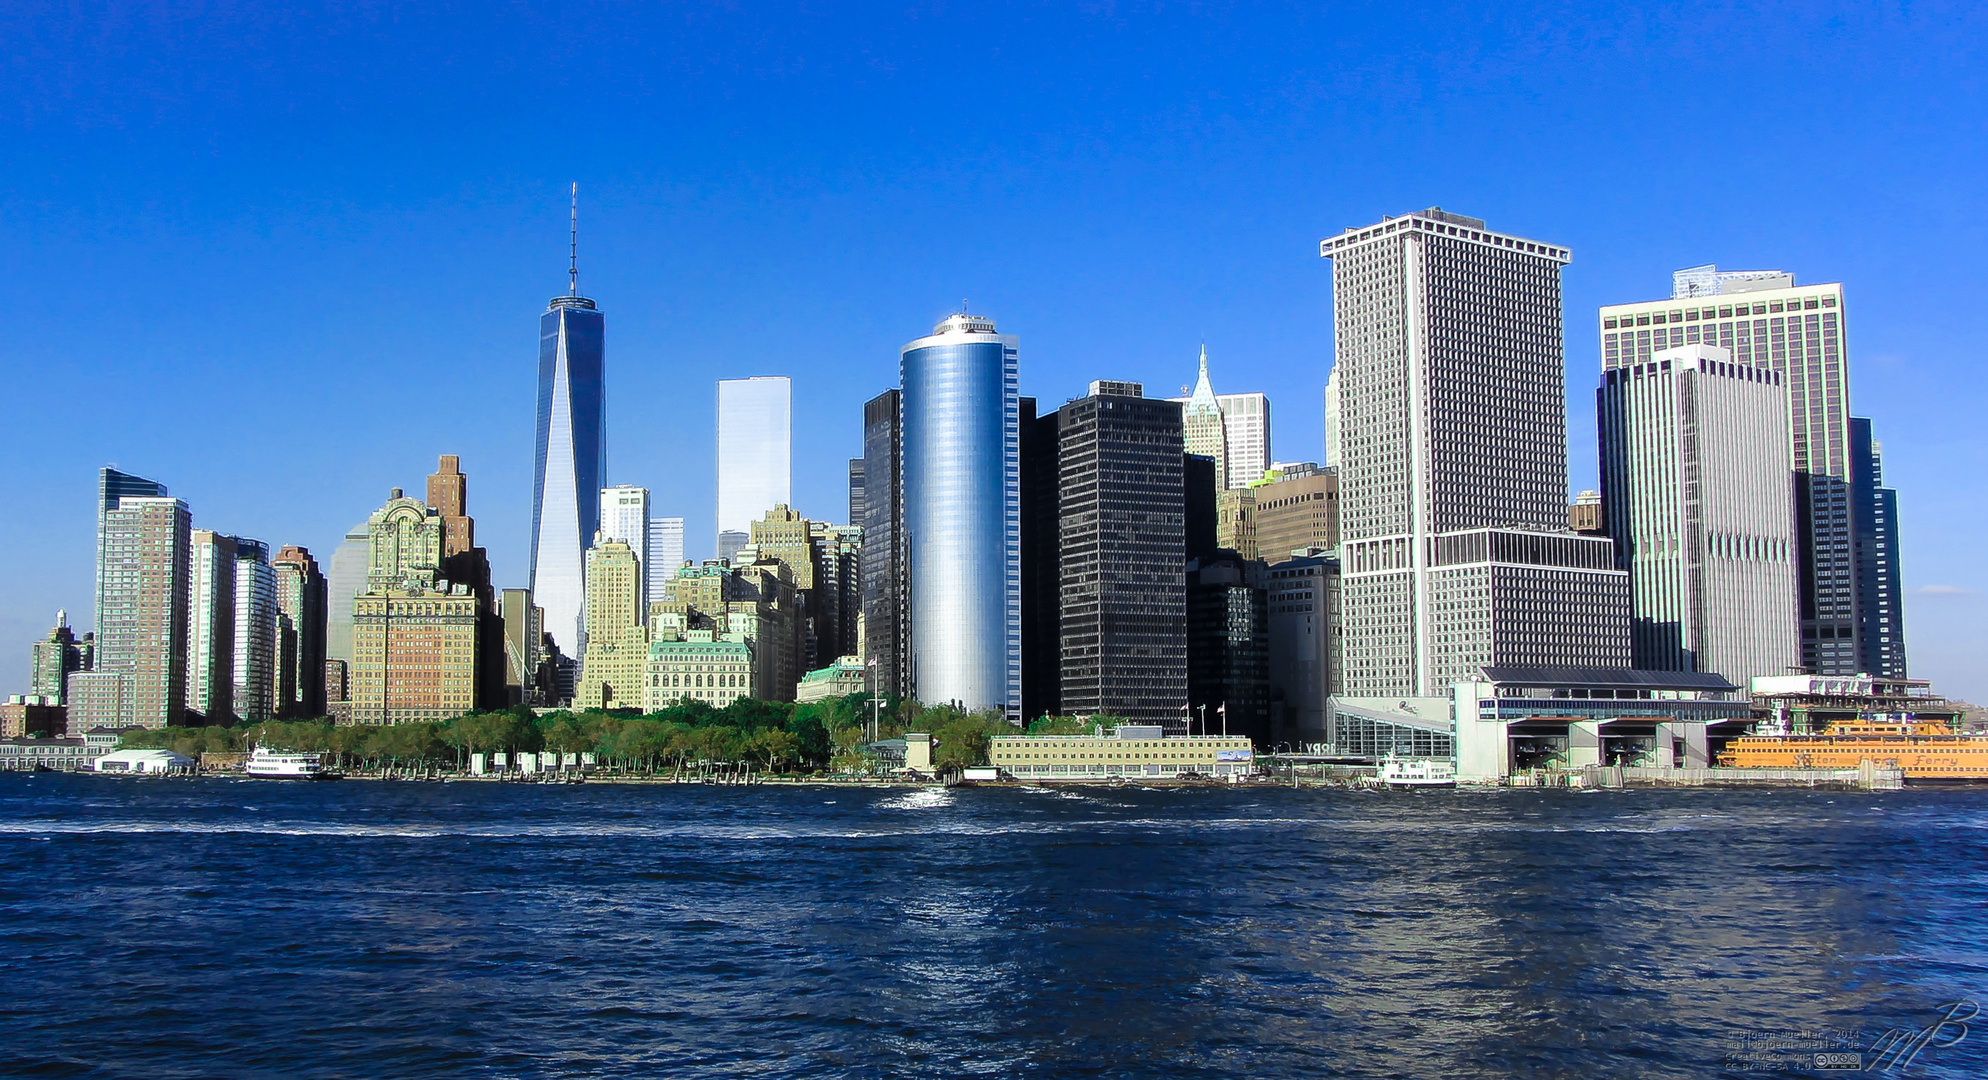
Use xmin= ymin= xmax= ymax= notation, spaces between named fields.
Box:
xmin=272 ymin=545 xmax=328 ymax=718
xmin=1038 ymin=383 xmax=1189 ymax=730
xmin=861 ymin=390 xmax=907 ymax=701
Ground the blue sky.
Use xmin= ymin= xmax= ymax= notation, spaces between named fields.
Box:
xmin=4 ymin=1 xmax=1984 ymax=702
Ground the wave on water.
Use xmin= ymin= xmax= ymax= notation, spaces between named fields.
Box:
xmin=874 ymin=788 xmax=954 ymax=811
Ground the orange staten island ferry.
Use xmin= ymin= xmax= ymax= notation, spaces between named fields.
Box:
xmin=1718 ymin=719 xmax=1988 ymax=782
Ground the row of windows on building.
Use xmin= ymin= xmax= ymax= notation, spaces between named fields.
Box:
xmin=1604 ymin=295 xmax=1837 ymax=326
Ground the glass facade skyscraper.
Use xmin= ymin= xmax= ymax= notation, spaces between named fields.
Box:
xmin=900 ymin=314 xmax=1020 ymax=718
xmin=861 ymin=389 xmax=907 ymax=701
xmin=1851 ymin=418 xmax=1907 ymax=677
xmin=716 ymin=377 xmax=792 ymax=557
xmin=531 ymin=291 xmax=606 ymax=659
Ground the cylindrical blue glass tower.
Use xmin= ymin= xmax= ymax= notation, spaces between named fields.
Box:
xmin=900 ymin=313 xmax=1020 ymax=718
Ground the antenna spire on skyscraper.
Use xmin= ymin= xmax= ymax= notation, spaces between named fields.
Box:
xmin=569 ymin=182 xmax=580 ymax=297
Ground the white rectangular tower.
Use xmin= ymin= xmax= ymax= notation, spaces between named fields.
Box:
xmin=646 ymin=516 xmax=684 ymax=608
xmin=1322 ymin=207 xmax=1630 ymax=697
xmin=716 ymin=377 xmax=793 ymax=559
xmin=1215 ymin=393 xmax=1270 ymax=489
xmin=600 ymin=485 xmax=650 ymax=608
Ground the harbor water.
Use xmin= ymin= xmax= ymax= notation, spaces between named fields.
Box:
xmin=2 ymin=774 xmax=1985 ymax=1078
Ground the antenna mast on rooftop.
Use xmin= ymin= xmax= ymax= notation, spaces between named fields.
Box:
xmin=569 ymin=182 xmax=579 ymax=297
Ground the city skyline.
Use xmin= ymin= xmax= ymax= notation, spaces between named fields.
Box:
xmin=3 ymin=4 xmax=1981 ymax=705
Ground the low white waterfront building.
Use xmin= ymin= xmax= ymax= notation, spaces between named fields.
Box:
xmin=94 ymin=748 xmax=195 ymax=775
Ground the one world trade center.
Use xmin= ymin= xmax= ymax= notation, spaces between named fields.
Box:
xmin=532 ymin=185 xmax=606 ymax=662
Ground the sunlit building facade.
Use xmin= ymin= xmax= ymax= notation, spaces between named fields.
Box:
xmin=532 ymin=288 xmax=606 ymax=661
xmin=900 ymin=313 xmax=1021 ymax=718
xmin=1321 ymin=207 xmax=1630 ymax=698
xmin=716 ymin=376 xmax=792 ymax=559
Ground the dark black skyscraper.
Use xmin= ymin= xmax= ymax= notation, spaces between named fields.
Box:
xmin=1851 ymin=418 xmax=1907 ymax=677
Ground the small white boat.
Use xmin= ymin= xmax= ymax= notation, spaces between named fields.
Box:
xmin=1380 ymin=757 xmax=1457 ymax=789
xmin=245 ymin=745 xmax=330 ymax=779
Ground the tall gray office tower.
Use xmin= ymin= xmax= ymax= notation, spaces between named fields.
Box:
xmin=1851 ymin=418 xmax=1907 ymax=677
xmin=531 ymin=185 xmax=607 ymax=660
xmin=1321 ymin=208 xmax=1630 ymax=698
xmin=1600 ymin=267 xmax=1875 ymax=675
xmin=900 ymin=314 xmax=1021 ymax=718
xmin=1599 ymin=344 xmax=1800 ymax=686
xmin=324 ymin=521 xmax=369 ymax=665
xmin=861 ymin=389 xmax=907 ymax=700
xmin=1038 ymin=383 xmax=1190 ymax=729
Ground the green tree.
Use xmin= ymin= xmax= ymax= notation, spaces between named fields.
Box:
xmin=1026 ymin=715 xmax=1090 ymax=736
xmin=930 ymin=709 xmax=1011 ymax=771
xmin=753 ymin=728 xmax=801 ymax=772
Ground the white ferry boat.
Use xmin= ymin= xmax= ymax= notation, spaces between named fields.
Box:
xmin=1380 ymin=757 xmax=1457 ymax=789
xmin=245 ymin=745 xmax=330 ymax=779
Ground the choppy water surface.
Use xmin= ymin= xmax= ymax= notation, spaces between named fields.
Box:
xmin=3 ymin=775 xmax=1985 ymax=1078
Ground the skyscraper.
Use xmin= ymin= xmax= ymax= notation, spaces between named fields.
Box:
xmin=1186 ymin=555 xmax=1271 ymax=743
xmin=900 ymin=313 xmax=1020 ymax=717
xmin=861 ymin=390 xmax=907 ymax=701
xmin=1178 ymin=348 xmax=1228 ymax=489
xmin=351 ymin=487 xmax=481 ymax=724
xmin=325 ymin=520 xmax=369 ymax=666
xmin=1321 ymin=208 xmax=1630 ymax=698
xmin=531 ymin=189 xmax=607 ymax=661
xmin=500 ymin=587 xmax=547 ymax=706
xmin=95 ymin=483 xmax=191 ymax=729
xmin=30 ymin=611 xmax=89 ymax=705
xmin=271 ymin=545 xmax=328 ymax=718
xmin=1215 ymin=392 xmax=1270 ymax=489
xmin=601 ymin=485 xmax=651 ymax=605
xmin=1599 ymin=266 xmax=1872 ymax=676
xmin=814 ymin=524 xmax=863 ymax=666
xmin=647 ymin=517 xmax=684 ymax=609
xmin=1851 ymin=418 xmax=1907 ymax=677
xmin=1599 ymin=344 xmax=1800 ymax=686
xmin=716 ymin=376 xmax=792 ymax=559
xmin=232 ymin=538 xmax=277 ymax=723
xmin=750 ymin=505 xmax=832 ymax=667
xmin=847 ymin=458 xmax=866 ymax=528
xmin=577 ymin=539 xmax=647 ymax=710
xmin=95 ymin=467 xmax=168 ymax=648
xmin=1253 ymin=464 xmax=1340 ymax=564
xmin=184 ymin=529 xmax=238 ymax=722
xmin=1322 ymin=365 xmax=1343 ymax=469
xmin=1040 ymin=384 xmax=1189 ymax=729
xmin=428 ymin=455 xmax=473 ymax=559
xmin=1169 ymin=348 xmax=1272 ymax=490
